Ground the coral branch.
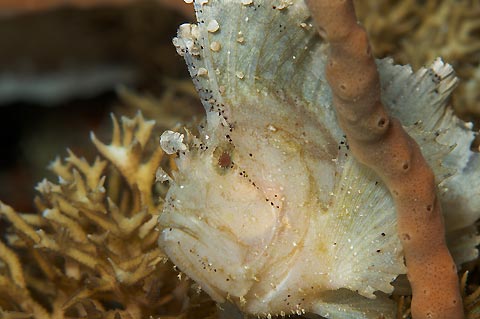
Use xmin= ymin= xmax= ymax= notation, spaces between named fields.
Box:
xmin=0 ymin=113 xmax=196 ymax=318
xmin=305 ymin=1 xmax=464 ymax=318
xmin=0 ymin=240 xmax=25 ymax=288
xmin=91 ymin=112 xmax=162 ymax=213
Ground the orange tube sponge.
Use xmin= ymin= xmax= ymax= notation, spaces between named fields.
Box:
xmin=304 ymin=1 xmax=464 ymax=318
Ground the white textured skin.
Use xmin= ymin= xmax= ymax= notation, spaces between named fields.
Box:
xmin=158 ymin=1 xmax=480 ymax=318
xmin=160 ymin=130 xmax=187 ymax=154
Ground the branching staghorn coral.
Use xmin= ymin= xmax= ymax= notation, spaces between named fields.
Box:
xmin=0 ymin=113 xmax=216 ymax=318
xmin=305 ymin=0 xmax=462 ymax=317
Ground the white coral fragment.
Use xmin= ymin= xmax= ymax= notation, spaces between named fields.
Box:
xmin=160 ymin=130 xmax=188 ymax=154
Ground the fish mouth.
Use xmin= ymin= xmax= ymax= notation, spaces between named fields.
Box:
xmin=158 ymin=211 xmax=257 ymax=302
xmin=159 ymin=226 xmax=227 ymax=302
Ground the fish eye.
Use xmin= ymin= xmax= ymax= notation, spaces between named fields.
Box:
xmin=213 ymin=145 xmax=234 ymax=171
xmin=218 ymin=151 xmax=232 ymax=169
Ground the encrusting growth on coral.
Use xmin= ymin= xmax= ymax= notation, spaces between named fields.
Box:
xmin=305 ymin=1 xmax=464 ymax=318
xmin=0 ymin=113 xmax=217 ymax=318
